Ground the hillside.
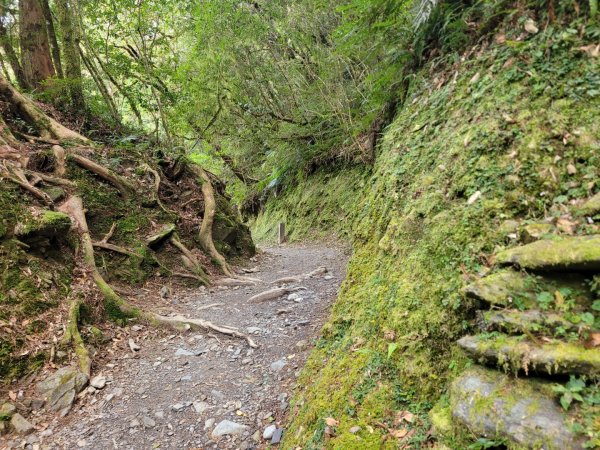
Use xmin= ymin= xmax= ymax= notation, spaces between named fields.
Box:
xmin=255 ymin=8 xmax=600 ymax=449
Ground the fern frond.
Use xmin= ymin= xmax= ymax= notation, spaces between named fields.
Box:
xmin=413 ymin=0 xmax=441 ymax=30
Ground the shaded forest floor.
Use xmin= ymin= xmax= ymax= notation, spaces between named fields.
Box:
xmin=3 ymin=245 xmax=348 ymax=449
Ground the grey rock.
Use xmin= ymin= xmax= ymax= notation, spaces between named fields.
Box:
xmin=171 ymin=403 xmax=186 ymax=412
xmin=451 ymin=368 xmax=584 ymax=449
xmin=211 ymin=420 xmax=247 ymax=438
xmin=0 ymin=402 xmax=16 ymax=416
xmin=175 ymin=348 xmax=196 ymax=356
xmin=36 ymin=367 xmax=88 ymax=414
xmin=349 ymin=426 xmax=361 ymax=434
xmin=193 ymin=401 xmax=210 ymax=414
xmin=90 ymin=375 xmax=107 ymax=389
xmin=142 ymin=416 xmax=156 ymax=428
xmin=204 ymin=418 xmax=215 ymax=430
xmin=271 ymin=428 xmax=283 ymax=444
xmin=263 ymin=424 xmax=276 ymax=440
xmin=10 ymin=413 xmax=34 ymax=435
xmin=270 ymin=359 xmax=286 ymax=372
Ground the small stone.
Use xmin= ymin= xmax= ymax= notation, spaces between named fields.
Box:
xmin=271 ymin=428 xmax=283 ymax=444
xmin=263 ymin=424 xmax=276 ymax=440
xmin=270 ymin=359 xmax=286 ymax=372
xmin=90 ymin=375 xmax=107 ymax=389
xmin=287 ymin=293 xmax=300 ymax=301
xmin=77 ymin=439 xmax=86 ymax=447
xmin=129 ymin=418 xmax=140 ymax=428
xmin=323 ymin=275 xmax=333 ymax=280
xmin=467 ymin=190 xmax=481 ymax=205
xmin=142 ymin=416 xmax=156 ymax=428
xmin=204 ymin=418 xmax=215 ymax=430
xmin=524 ymin=18 xmax=538 ymax=34
xmin=349 ymin=426 xmax=361 ymax=434
xmin=10 ymin=413 xmax=34 ymax=435
xmin=193 ymin=401 xmax=210 ymax=414
xmin=175 ymin=348 xmax=195 ymax=356
xmin=0 ymin=403 xmax=16 ymax=416
xmin=246 ymin=327 xmax=262 ymax=334
xmin=296 ymin=340 xmax=308 ymax=350
xmin=128 ymin=338 xmax=141 ymax=352
xmin=567 ymin=163 xmax=577 ymax=175
xmin=211 ymin=419 xmax=248 ymax=438
xmin=172 ymin=403 xmax=185 ymax=412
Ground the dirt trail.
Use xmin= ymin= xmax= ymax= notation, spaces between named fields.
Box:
xmin=24 ymin=245 xmax=348 ymax=450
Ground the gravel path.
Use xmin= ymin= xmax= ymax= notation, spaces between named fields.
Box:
xmin=21 ymin=245 xmax=348 ymax=450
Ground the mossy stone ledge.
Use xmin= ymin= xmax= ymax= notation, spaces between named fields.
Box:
xmin=482 ymin=309 xmax=584 ymax=335
xmin=458 ymin=335 xmax=600 ymax=376
xmin=450 ymin=368 xmax=584 ymax=450
xmin=464 ymin=269 xmax=538 ymax=308
xmin=496 ymin=235 xmax=600 ymax=272
xmin=14 ymin=209 xmax=71 ymax=242
xmin=575 ymin=192 xmax=600 ymax=218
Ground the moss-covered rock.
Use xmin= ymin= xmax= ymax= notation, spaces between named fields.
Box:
xmin=496 ymin=236 xmax=600 ymax=272
xmin=482 ymin=309 xmax=583 ymax=335
xmin=450 ymin=368 xmax=584 ymax=450
xmin=14 ymin=209 xmax=71 ymax=242
xmin=519 ymin=222 xmax=554 ymax=244
xmin=576 ymin=192 xmax=600 ymax=217
xmin=458 ymin=334 xmax=600 ymax=376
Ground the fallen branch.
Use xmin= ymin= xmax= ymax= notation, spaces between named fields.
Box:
xmin=99 ymin=222 xmax=116 ymax=243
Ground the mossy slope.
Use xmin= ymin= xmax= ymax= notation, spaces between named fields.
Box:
xmin=255 ymin=15 xmax=599 ymax=449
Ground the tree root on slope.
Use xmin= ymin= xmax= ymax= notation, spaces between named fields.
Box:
xmin=59 ymin=195 xmax=256 ymax=363
xmin=62 ymin=299 xmax=92 ymax=376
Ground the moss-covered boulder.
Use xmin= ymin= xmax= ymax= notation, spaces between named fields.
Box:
xmin=458 ymin=335 xmax=600 ymax=376
xmin=519 ymin=222 xmax=554 ymax=244
xmin=14 ymin=209 xmax=71 ymax=242
xmin=575 ymin=192 xmax=600 ymax=217
xmin=450 ymin=368 xmax=584 ymax=450
xmin=496 ymin=235 xmax=600 ymax=272
xmin=482 ymin=309 xmax=582 ymax=335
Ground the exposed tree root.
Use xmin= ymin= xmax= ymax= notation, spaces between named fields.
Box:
xmin=151 ymin=314 xmax=257 ymax=348
xmin=215 ymin=277 xmax=259 ymax=287
xmin=271 ymin=266 xmax=328 ymax=285
xmin=24 ymin=169 xmax=75 ymax=187
xmin=171 ymin=271 xmax=207 ymax=283
xmin=62 ymin=299 xmax=91 ymax=376
xmin=141 ymin=163 xmax=178 ymax=217
xmin=189 ymin=164 xmax=237 ymax=278
xmin=92 ymin=241 xmax=142 ymax=258
xmin=59 ymin=195 xmax=254 ymax=350
xmin=52 ymin=145 xmax=67 ymax=176
xmin=248 ymin=286 xmax=307 ymax=302
xmin=1 ymin=161 xmax=55 ymax=206
xmin=69 ymin=152 xmax=137 ymax=197
xmin=169 ymin=234 xmax=209 ymax=284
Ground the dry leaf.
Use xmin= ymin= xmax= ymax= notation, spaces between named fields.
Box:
xmin=389 ymin=428 xmax=408 ymax=439
xmin=584 ymin=332 xmax=600 ymax=349
xmin=502 ymin=113 xmax=516 ymax=124
xmin=470 ymin=72 xmax=480 ymax=84
xmin=9 ymin=390 xmax=17 ymax=401
xmin=567 ymin=163 xmax=577 ymax=175
xmin=325 ymin=417 xmax=339 ymax=427
xmin=578 ymin=44 xmax=600 ymax=58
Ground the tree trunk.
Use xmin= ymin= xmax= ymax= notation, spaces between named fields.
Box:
xmin=19 ymin=0 xmax=56 ymax=91
xmin=56 ymin=0 xmax=85 ymax=111
xmin=40 ymin=0 xmax=63 ymax=79
xmin=0 ymin=22 xmax=30 ymax=90
xmin=0 ymin=72 xmax=88 ymax=142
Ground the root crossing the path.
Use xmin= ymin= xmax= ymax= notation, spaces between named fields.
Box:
xmin=35 ymin=245 xmax=348 ymax=450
